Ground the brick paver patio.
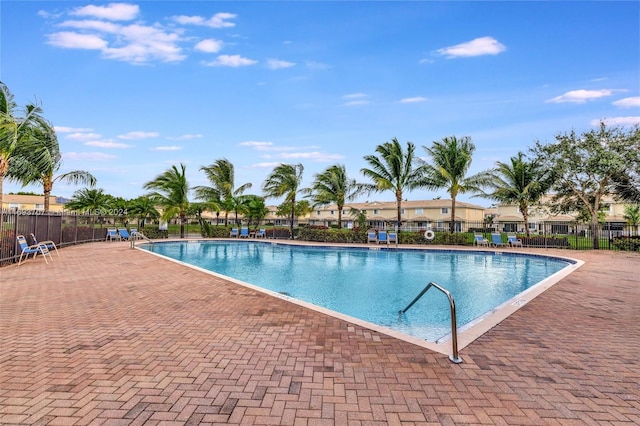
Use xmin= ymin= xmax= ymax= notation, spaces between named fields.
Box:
xmin=1 ymin=242 xmax=638 ymax=425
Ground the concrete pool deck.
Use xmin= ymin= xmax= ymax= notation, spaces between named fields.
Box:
xmin=1 ymin=241 xmax=639 ymax=424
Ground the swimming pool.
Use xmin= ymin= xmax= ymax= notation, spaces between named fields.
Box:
xmin=142 ymin=241 xmax=576 ymax=343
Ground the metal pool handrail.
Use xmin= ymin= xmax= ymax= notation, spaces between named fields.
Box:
xmin=399 ymin=281 xmax=462 ymax=364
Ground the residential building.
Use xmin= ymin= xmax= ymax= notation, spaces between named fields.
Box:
xmin=1 ymin=194 xmax=67 ymax=213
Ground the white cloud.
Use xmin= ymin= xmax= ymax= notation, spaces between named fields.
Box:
xmin=546 ymin=89 xmax=614 ymax=104
xmin=344 ymin=100 xmax=369 ymax=106
xmin=64 ymin=152 xmax=117 ymax=161
xmin=240 ymin=141 xmax=273 ymax=150
xmin=613 ymin=96 xmax=640 ymax=108
xmin=267 ymin=58 xmax=296 ymax=70
xmin=118 ymin=131 xmax=160 ymax=140
xmin=85 ymin=141 xmax=131 ymax=148
xmin=342 ymin=93 xmax=369 ymax=106
xmin=591 ymin=117 xmax=640 ymax=127
xmin=436 ymin=36 xmax=506 ymax=58
xmin=400 ymin=97 xmax=427 ymax=103
xmin=205 ymin=54 xmax=257 ymax=67
xmin=71 ymin=3 xmax=139 ymax=21
xmin=59 ymin=19 xmax=120 ymax=33
xmin=251 ymin=162 xmax=283 ymax=168
xmin=66 ymin=132 xmax=103 ymax=141
xmin=151 ymin=146 xmax=182 ymax=151
xmin=166 ymin=134 xmax=203 ymax=140
xmin=55 ymin=126 xmax=93 ymax=133
xmin=173 ymin=12 xmax=237 ymax=28
xmin=47 ymin=31 xmax=108 ymax=49
xmin=194 ymin=39 xmax=223 ymax=53
xmin=279 ymin=152 xmax=344 ymax=161
xmin=344 ymin=93 xmax=367 ymax=99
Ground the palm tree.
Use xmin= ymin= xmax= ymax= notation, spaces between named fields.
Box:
xmin=65 ymin=188 xmax=112 ymax=213
xmin=0 ymin=81 xmax=49 ymax=212
xmin=623 ymin=204 xmax=640 ymax=236
xmin=128 ymin=195 xmax=160 ymax=228
xmin=193 ymin=158 xmax=252 ymax=226
xmin=262 ymin=163 xmax=304 ymax=238
xmin=421 ymin=136 xmax=479 ymax=233
xmin=9 ymin=119 xmax=96 ymax=211
xmin=361 ymin=138 xmax=426 ymax=229
xmin=144 ymin=163 xmax=190 ymax=238
xmin=241 ymin=195 xmax=269 ymax=230
xmin=476 ymin=152 xmax=553 ymax=237
xmin=303 ymin=164 xmax=362 ymax=229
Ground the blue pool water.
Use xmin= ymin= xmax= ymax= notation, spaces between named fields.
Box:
xmin=143 ymin=241 xmax=572 ymax=342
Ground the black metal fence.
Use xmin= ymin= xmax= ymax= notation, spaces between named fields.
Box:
xmin=2 ymin=211 xmax=639 ymax=265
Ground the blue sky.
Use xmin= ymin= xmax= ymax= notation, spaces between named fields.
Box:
xmin=2 ymin=1 xmax=639 ymax=206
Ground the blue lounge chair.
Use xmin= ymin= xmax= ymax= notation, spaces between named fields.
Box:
xmin=474 ymin=233 xmax=489 ymax=247
xmin=388 ymin=232 xmax=398 ymax=244
xmin=118 ymin=228 xmax=131 ymax=240
xmin=491 ymin=232 xmax=506 ymax=248
xmin=106 ymin=228 xmax=121 ymax=241
xmin=239 ymin=227 xmax=249 ymax=238
xmin=256 ymin=229 xmax=266 ymax=238
xmin=30 ymin=233 xmax=60 ymax=257
xmin=377 ymin=230 xmax=388 ymax=244
xmin=367 ymin=230 xmax=377 ymax=243
xmin=17 ymin=235 xmax=51 ymax=265
xmin=230 ymin=228 xmax=239 ymax=238
xmin=507 ymin=234 xmax=523 ymax=247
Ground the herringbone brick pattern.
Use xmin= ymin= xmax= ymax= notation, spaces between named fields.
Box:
xmin=1 ymin=242 xmax=638 ymax=425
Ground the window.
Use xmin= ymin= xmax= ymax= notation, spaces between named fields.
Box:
xmin=35 ymin=204 xmax=44 ymax=210
xmin=415 ymin=208 xmax=423 ymax=215
xmin=342 ymin=209 xmax=347 ymax=215
xmin=330 ymin=210 xmax=335 ymax=215
xmin=9 ymin=203 xmax=19 ymax=210
xmin=528 ymin=222 xmax=537 ymax=230
xmin=373 ymin=209 xmax=379 ymax=215
xmin=316 ymin=211 xmax=321 ymax=216
xmin=400 ymin=208 xmax=405 ymax=215
xmin=441 ymin=208 xmax=449 ymax=214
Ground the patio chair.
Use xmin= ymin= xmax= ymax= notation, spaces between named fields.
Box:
xmin=474 ymin=233 xmax=489 ymax=247
xmin=239 ymin=227 xmax=250 ymax=238
xmin=118 ymin=228 xmax=131 ymax=240
xmin=377 ymin=230 xmax=388 ymax=244
xmin=17 ymin=235 xmax=52 ymax=265
xmin=388 ymin=232 xmax=398 ymax=245
xmin=491 ymin=232 xmax=506 ymax=248
xmin=507 ymin=234 xmax=523 ymax=248
xmin=30 ymin=233 xmax=60 ymax=257
xmin=106 ymin=228 xmax=121 ymax=241
xmin=129 ymin=227 xmax=141 ymax=240
xmin=230 ymin=228 xmax=239 ymax=238
xmin=367 ymin=230 xmax=377 ymax=243
xmin=256 ymin=229 xmax=266 ymax=238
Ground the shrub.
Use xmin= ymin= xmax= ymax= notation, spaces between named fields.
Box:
xmin=611 ymin=236 xmax=640 ymax=251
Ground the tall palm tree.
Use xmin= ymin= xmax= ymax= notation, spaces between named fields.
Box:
xmin=361 ymin=138 xmax=426 ymax=229
xmin=421 ymin=136 xmax=479 ymax=233
xmin=193 ymin=158 xmax=252 ymax=226
xmin=144 ymin=163 xmax=190 ymax=238
xmin=0 ymin=81 xmax=49 ymax=211
xmin=9 ymin=119 xmax=96 ymax=211
xmin=304 ymin=164 xmax=362 ymax=228
xmin=623 ymin=204 xmax=640 ymax=236
xmin=262 ymin=163 xmax=304 ymax=238
xmin=475 ymin=152 xmax=553 ymax=236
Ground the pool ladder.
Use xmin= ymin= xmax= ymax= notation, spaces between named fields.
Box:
xmin=399 ymin=282 xmax=462 ymax=364
xmin=129 ymin=231 xmax=154 ymax=248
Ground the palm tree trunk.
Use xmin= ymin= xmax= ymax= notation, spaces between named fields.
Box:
xmin=290 ymin=197 xmax=295 ymax=239
xmin=180 ymin=214 xmax=186 ymax=238
xmin=43 ymin=175 xmax=53 ymax=212
xmin=450 ymin=197 xmax=456 ymax=233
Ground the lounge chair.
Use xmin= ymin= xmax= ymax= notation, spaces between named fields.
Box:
xmin=377 ymin=230 xmax=388 ymax=244
xmin=367 ymin=230 xmax=377 ymax=243
xmin=474 ymin=233 xmax=489 ymax=247
xmin=17 ymin=235 xmax=52 ymax=265
xmin=388 ymin=232 xmax=398 ymax=244
xmin=239 ymin=227 xmax=250 ymax=238
xmin=129 ymin=227 xmax=141 ymax=240
xmin=256 ymin=229 xmax=266 ymax=238
xmin=118 ymin=228 xmax=131 ymax=240
xmin=30 ymin=233 xmax=60 ymax=257
xmin=507 ymin=234 xmax=523 ymax=248
xmin=230 ymin=228 xmax=239 ymax=238
xmin=491 ymin=232 xmax=506 ymax=248
xmin=106 ymin=228 xmax=121 ymax=241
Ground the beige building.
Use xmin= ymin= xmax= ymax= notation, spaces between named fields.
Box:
xmin=492 ymin=195 xmax=632 ymax=234
xmin=1 ymin=194 xmax=67 ymax=213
